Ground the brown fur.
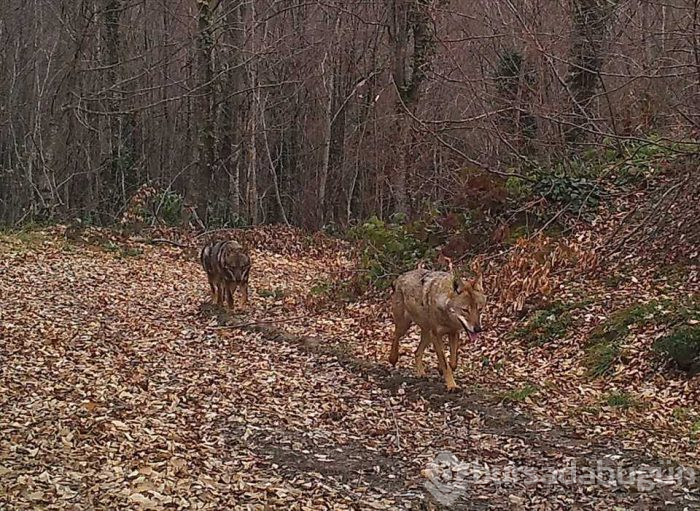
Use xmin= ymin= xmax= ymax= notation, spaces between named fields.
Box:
xmin=389 ymin=269 xmax=486 ymax=391
xmin=200 ymin=240 xmax=251 ymax=309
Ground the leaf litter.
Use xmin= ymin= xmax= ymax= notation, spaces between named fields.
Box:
xmin=0 ymin=219 xmax=698 ymax=510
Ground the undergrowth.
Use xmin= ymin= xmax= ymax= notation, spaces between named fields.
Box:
xmin=602 ymin=390 xmax=636 ymax=409
xmin=513 ymin=300 xmax=590 ymax=346
xmin=499 ymin=384 xmax=539 ymax=403
xmin=348 ymin=215 xmax=435 ymax=289
xmin=654 ymin=323 xmax=700 ymax=374
xmin=585 ymin=299 xmax=700 ymax=377
xmin=258 ymin=288 xmax=286 ymax=300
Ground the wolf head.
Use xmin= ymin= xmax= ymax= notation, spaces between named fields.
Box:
xmin=447 ymin=274 xmax=486 ymax=338
xmin=219 ymin=240 xmax=251 ymax=283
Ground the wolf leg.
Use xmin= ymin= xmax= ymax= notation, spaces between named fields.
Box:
xmin=225 ymin=281 xmax=235 ymax=309
xmin=213 ymin=279 xmax=224 ymax=306
xmin=432 ymin=335 xmax=459 ymax=391
xmin=389 ymin=306 xmax=412 ymax=366
xmin=389 ymin=292 xmax=411 ymax=366
xmin=435 ymin=335 xmax=447 ymax=374
xmin=448 ymin=333 xmax=460 ymax=371
xmin=389 ymin=318 xmax=411 ymax=366
xmin=239 ymin=282 xmax=249 ymax=308
xmin=208 ymin=278 xmax=217 ymax=304
xmin=218 ymin=283 xmax=226 ymax=307
xmin=414 ymin=329 xmax=432 ymax=377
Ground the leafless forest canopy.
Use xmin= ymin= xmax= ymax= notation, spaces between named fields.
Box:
xmin=1 ymin=0 xmax=698 ymax=227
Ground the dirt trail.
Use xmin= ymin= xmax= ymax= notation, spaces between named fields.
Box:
xmin=0 ymin=234 xmax=697 ymax=510
xmin=235 ymin=322 xmax=697 ymax=510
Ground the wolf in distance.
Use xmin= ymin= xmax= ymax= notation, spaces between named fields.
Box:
xmin=200 ymin=240 xmax=251 ymax=309
xmin=389 ymin=269 xmax=485 ymax=391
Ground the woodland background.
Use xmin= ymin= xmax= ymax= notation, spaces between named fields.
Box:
xmin=1 ymin=0 xmax=699 ymax=229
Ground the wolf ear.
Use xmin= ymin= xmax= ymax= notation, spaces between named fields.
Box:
xmin=452 ymin=277 xmax=465 ymax=294
xmin=471 ymin=273 xmax=484 ymax=292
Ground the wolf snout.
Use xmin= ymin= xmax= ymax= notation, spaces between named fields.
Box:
xmin=460 ymin=320 xmax=482 ymax=334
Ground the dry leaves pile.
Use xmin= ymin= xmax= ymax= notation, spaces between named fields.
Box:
xmin=488 ymin=233 xmax=599 ymax=314
xmin=0 ymin=216 xmax=698 ymax=509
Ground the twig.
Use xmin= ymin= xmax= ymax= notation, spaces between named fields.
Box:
xmin=452 ymin=202 xmax=571 ymax=268
xmin=391 ymin=78 xmax=535 ymax=182
xmin=530 ymin=204 xmax=569 ymax=239
xmin=609 ymin=178 xmax=687 ymax=253
xmin=386 ymin=398 xmax=402 ymax=450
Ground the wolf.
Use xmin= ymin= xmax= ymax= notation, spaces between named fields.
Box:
xmin=200 ymin=240 xmax=251 ymax=309
xmin=388 ymin=269 xmax=485 ymax=391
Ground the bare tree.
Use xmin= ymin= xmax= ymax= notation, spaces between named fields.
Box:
xmin=191 ymin=0 xmax=218 ymax=222
xmin=0 ymin=0 xmax=697 ymax=227
xmin=390 ymin=0 xmax=441 ymax=215
xmin=244 ymin=0 xmax=259 ymax=224
xmin=564 ymin=0 xmax=619 ymax=142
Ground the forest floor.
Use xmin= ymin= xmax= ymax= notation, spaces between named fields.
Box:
xmin=0 ymin=214 xmax=699 ymax=509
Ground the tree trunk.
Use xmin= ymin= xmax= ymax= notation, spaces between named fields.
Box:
xmin=389 ymin=0 xmax=438 ymax=217
xmin=564 ymin=0 xmax=619 ymax=143
xmin=318 ymin=18 xmax=341 ymax=226
xmin=192 ymin=0 xmax=216 ymax=224
xmin=318 ymin=63 xmax=333 ymax=226
xmin=224 ymin=3 xmax=244 ymax=219
xmin=390 ymin=0 xmax=409 ymax=216
xmin=694 ymin=0 xmax=700 ymax=94
xmin=101 ymin=0 xmax=123 ymax=220
xmin=245 ymin=0 xmax=259 ymax=225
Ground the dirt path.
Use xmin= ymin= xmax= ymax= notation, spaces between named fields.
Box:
xmin=234 ymin=322 xmax=697 ymax=510
xmin=1 ymin=234 xmax=697 ymax=510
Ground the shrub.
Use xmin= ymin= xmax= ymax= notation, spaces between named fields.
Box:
xmin=348 ymin=216 xmax=434 ymax=289
xmin=258 ymin=288 xmax=286 ymax=300
xmin=589 ymin=301 xmax=658 ymax=344
xmin=494 ymin=49 xmax=537 ymax=142
xmin=495 ymin=49 xmax=527 ymax=97
xmin=152 ymin=190 xmax=185 ymax=226
xmin=585 ymin=340 xmax=621 ymax=378
xmin=605 ymin=136 xmax=698 ymax=186
xmin=584 ymin=301 xmax=659 ymax=377
xmin=500 ymin=160 xmax=605 ymax=225
xmin=457 ymin=172 xmax=510 ymax=216
xmin=654 ymin=325 xmax=700 ymax=374
xmin=586 ymin=299 xmax=699 ymax=377
xmin=206 ymin=199 xmax=249 ymax=228
xmin=532 ymin=173 xmax=602 ymax=215
xmin=603 ymin=391 xmax=635 ymax=409
xmin=499 ymin=384 xmax=539 ymax=403
xmin=513 ymin=301 xmax=576 ymax=346
xmin=122 ymin=186 xmax=187 ymax=228
xmin=505 ymin=176 xmax=530 ymax=200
